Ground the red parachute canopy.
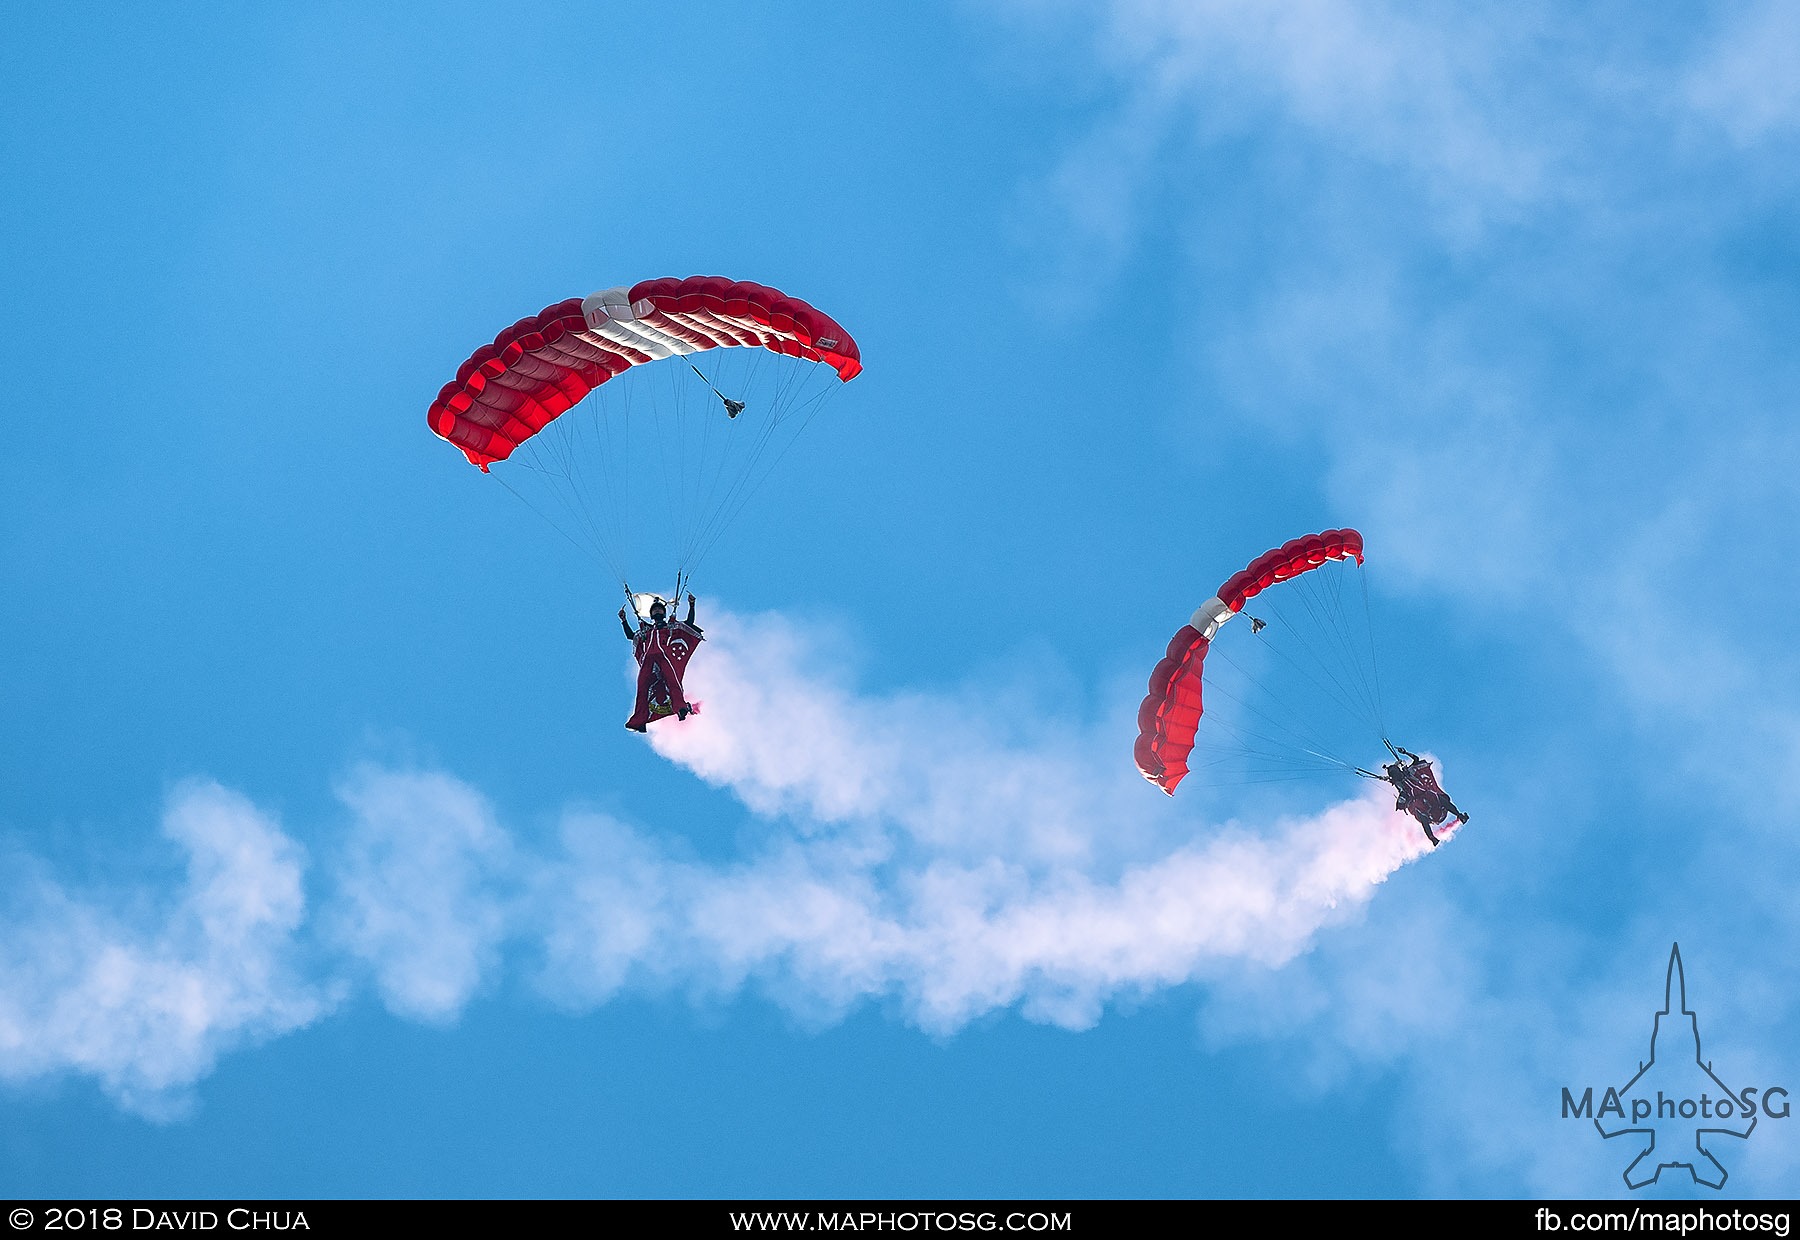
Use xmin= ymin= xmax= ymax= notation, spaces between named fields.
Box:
xmin=1134 ymin=529 xmax=1365 ymax=795
xmin=428 ymin=276 xmax=862 ymax=471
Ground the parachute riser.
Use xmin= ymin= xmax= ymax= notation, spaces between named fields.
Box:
xmin=623 ymin=570 xmax=693 ymax=622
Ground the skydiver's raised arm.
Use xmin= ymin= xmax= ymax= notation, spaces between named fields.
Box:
xmin=685 ymin=593 xmax=702 ymax=633
xmin=1396 ymin=746 xmax=1422 ymax=763
xmin=618 ymin=607 xmax=637 ymax=641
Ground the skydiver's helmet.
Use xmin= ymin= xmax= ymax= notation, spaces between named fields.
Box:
xmin=630 ymin=592 xmax=674 ymax=623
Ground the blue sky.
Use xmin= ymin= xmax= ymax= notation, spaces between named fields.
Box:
xmin=3 ymin=1 xmax=1798 ymax=1198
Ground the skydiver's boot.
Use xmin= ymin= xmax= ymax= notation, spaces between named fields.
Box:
xmin=625 ymin=719 xmax=648 ymax=732
xmin=1458 ymin=812 xmax=1469 ymax=825
xmin=677 ymin=706 xmax=690 ymax=720
xmin=1423 ymin=825 xmax=1440 ymax=847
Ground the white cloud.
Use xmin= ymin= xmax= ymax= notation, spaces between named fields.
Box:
xmin=326 ymin=764 xmax=513 ymax=1023
xmin=0 ymin=780 xmax=325 ymax=1117
xmin=1686 ymin=2 xmax=1800 ymax=145
xmin=1003 ymin=0 xmax=1562 ymax=298
xmin=1106 ymin=0 xmax=1547 ymax=196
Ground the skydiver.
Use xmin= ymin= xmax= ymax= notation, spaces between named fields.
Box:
xmin=1377 ymin=747 xmax=1469 ymax=847
xmin=619 ymin=594 xmax=702 ymax=731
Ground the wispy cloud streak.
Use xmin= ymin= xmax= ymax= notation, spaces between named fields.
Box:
xmin=0 ymin=781 xmax=327 ymax=1116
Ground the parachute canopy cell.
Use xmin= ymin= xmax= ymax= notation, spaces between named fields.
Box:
xmin=428 ymin=276 xmax=862 ymax=471
xmin=1134 ymin=528 xmax=1365 ymax=795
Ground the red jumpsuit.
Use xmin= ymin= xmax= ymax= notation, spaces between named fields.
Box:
xmin=1388 ymin=760 xmax=1465 ymax=834
xmin=626 ymin=621 xmax=699 ymax=730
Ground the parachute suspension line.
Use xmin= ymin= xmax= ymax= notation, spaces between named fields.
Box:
xmin=667 ymin=354 xmax=715 ymax=573
xmin=1205 ymin=647 xmax=1361 ymax=771
xmin=550 ymin=396 xmax=626 ymax=579
xmin=541 ymin=414 xmax=595 ymax=559
xmin=1262 ymin=565 xmax=1384 ymax=735
xmin=571 ymin=366 xmax=671 ymax=587
xmin=434 ymin=280 xmax=861 ymax=621
xmin=664 ymin=345 xmax=805 ymax=578
xmin=675 ymin=352 xmax=710 ymax=571
xmin=706 ymin=368 xmax=802 ymax=512
xmin=689 ymin=356 xmax=729 ymax=555
xmin=1301 ymin=567 xmax=1382 ymax=730
xmin=1305 ymin=568 xmax=1365 ymax=713
xmin=657 ymin=356 xmax=684 ymax=556
xmin=590 ymin=382 xmax=614 ymax=566
xmin=688 ymin=372 xmax=837 ymax=571
xmin=513 ymin=426 xmax=579 ymax=550
xmin=1252 ymin=594 xmax=1380 ymax=736
xmin=1323 ymin=566 xmax=1383 ymax=732
xmin=509 ymin=417 xmax=621 ymax=583
xmin=1194 ymin=711 xmax=1354 ymax=774
xmin=680 ymin=347 xmax=765 ymax=570
xmin=666 ymin=353 xmax=695 ymax=571
xmin=1182 ymin=683 xmax=1330 ymax=760
xmin=536 ymin=346 xmax=844 ymax=588
xmin=1174 ymin=554 xmax=1398 ymax=788
xmin=1359 ymin=565 xmax=1388 ymax=741
xmin=491 ymin=468 xmax=624 ymax=587
xmin=1171 ymin=730 xmax=1352 ymax=786
xmin=610 ymin=377 xmax=637 ymax=565
xmin=581 ymin=380 xmax=630 ymax=577
xmin=680 ymin=361 xmax=842 ymax=577
xmin=683 ymin=403 xmax=785 ymax=570
xmin=485 ymin=353 xmax=849 ymax=598
xmin=1282 ymin=569 xmax=1381 ymax=728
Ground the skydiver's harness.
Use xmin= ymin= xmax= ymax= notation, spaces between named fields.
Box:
xmin=1359 ymin=742 xmax=1459 ymax=842
xmin=1354 ymin=738 xmax=1413 ymax=784
xmin=623 ymin=574 xmax=701 ymax=688
xmin=608 ymin=358 xmax=747 ymax=616
xmin=623 ymin=571 xmax=691 ymax=628
xmin=1357 ymin=742 xmax=1446 ymax=812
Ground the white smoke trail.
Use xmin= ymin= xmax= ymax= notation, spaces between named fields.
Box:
xmin=0 ymin=612 xmax=1438 ymax=1115
xmin=520 ymin=608 xmax=1440 ymax=1030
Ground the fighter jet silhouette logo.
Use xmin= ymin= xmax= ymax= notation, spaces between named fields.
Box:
xmin=1595 ymin=943 xmax=1755 ymax=1189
